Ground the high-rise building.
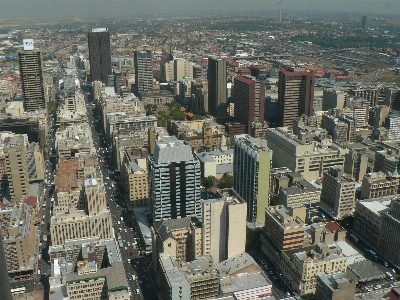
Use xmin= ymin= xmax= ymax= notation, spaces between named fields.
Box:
xmin=380 ymin=198 xmax=400 ymax=265
xmin=87 ymin=28 xmax=112 ymax=84
xmin=18 ymin=49 xmax=45 ymax=111
xmin=320 ymin=166 xmax=356 ymax=220
xmin=362 ymin=16 xmax=368 ymax=32
xmin=208 ymin=57 xmax=227 ymax=118
xmin=149 ymin=139 xmax=202 ymax=222
xmin=232 ymin=75 xmax=265 ymax=134
xmin=278 ymin=68 xmax=315 ymax=127
xmin=201 ymin=189 xmax=247 ymax=264
xmin=162 ymin=58 xmax=193 ymax=81
xmin=134 ymin=50 xmax=153 ymax=94
xmin=233 ymin=134 xmax=272 ymax=224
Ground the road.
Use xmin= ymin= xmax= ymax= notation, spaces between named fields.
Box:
xmin=85 ymin=91 xmax=157 ymax=299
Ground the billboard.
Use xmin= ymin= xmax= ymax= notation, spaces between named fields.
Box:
xmin=23 ymin=39 xmax=34 ymax=50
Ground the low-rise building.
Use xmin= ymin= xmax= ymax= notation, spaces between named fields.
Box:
xmin=315 ymin=272 xmax=356 ymax=300
xmin=360 ymin=172 xmax=399 ymax=199
xmin=195 ymin=148 xmax=234 ymax=179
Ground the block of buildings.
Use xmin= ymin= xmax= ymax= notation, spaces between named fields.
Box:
xmin=57 ymin=90 xmax=88 ymax=124
xmin=281 ymin=243 xmax=348 ymax=296
xmin=266 ymin=127 xmax=349 ymax=181
xmin=55 ymin=123 xmax=93 ymax=159
xmin=320 ymin=166 xmax=356 ymax=220
xmin=233 ymin=134 xmax=272 ymax=225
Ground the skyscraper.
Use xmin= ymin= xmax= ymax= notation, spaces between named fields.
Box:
xmin=149 ymin=139 xmax=202 ymax=222
xmin=233 ymin=134 xmax=272 ymax=224
xmin=208 ymin=57 xmax=227 ymax=118
xmin=18 ymin=45 xmax=45 ymax=111
xmin=232 ymin=75 xmax=265 ymax=134
xmin=362 ymin=16 xmax=368 ymax=32
xmin=87 ymin=28 xmax=112 ymax=84
xmin=134 ymin=50 xmax=153 ymax=95
xmin=278 ymin=68 xmax=315 ymax=127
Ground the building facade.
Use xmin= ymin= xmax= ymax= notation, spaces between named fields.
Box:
xmin=134 ymin=50 xmax=153 ymax=94
xmin=208 ymin=57 xmax=227 ymax=118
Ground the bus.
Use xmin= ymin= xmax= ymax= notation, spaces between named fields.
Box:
xmin=11 ymin=287 xmax=26 ymax=295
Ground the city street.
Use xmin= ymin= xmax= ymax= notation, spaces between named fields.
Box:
xmin=85 ymin=92 xmax=157 ymax=299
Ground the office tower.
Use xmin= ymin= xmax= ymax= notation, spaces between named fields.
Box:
xmin=87 ymin=28 xmax=112 ymax=84
xmin=233 ymin=134 xmax=272 ymax=224
xmin=386 ymin=112 xmax=400 ymax=140
xmin=18 ymin=48 xmax=45 ymax=111
xmin=278 ymin=68 xmax=315 ymax=127
xmin=201 ymin=189 xmax=247 ymax=264
xmin=320 ymin=166 xmax=356 ymax=220
xmin=3 ymin=135 xmax=30 ymax=199
xmin=232 ymin=75 xmax=265 ymax=134
xmin=208 ymin=57 xmax=227 ymax=118
xmin=0 ymin=232 xmax=12 ymax=300
xmin=362 ymin=16 xmax=368 ymax=32
xmin=163 ymin=58 xmax=193 ymax=81
xmin=134 ymin=50 xmax=153 ymax=94
xmin=149 ymin=140 xmax=202 ymax=222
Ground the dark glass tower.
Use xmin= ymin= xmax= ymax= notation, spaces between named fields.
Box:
xmin=88 ymin=28 xmax=112 ymax=84
xmin=0 ymin=233 xmax=12 ymax=300
xmin=208 ymin=57 xmax=227 ymax=118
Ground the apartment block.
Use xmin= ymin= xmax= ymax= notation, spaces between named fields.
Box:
xmin=162 ymin=58 xmax=194 ymax=81
xmin=149 ymin=140 xmax=202 ymax=222
xmin=152 ymin=216 xmax=203 ymax=266
xmin=232 ymin=75 xmax=265 ymax=134
xmin=353 ymin=197 xmax=391 ymax=248
xmin=360 ymin=172 xmax=399 ymax=199
xmin=266 ymin=127 xmax=348 ymax=181
xmin=234 ymin=134 xmax=272 ymax=225
xmin=278 ymin=68 xmax=315 ymax=127
xmin=281 ymin=243 xmax=347 ymax=296
xmin=201 ymin=189 xmax=247 ymax=264
xmin=315 ymin=272 xmax=356 ymax=300
xmin=320 ymin=166 xmax=356 ymax=220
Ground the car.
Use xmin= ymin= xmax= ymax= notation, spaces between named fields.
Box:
xmin=130 ymin=252 xmax=134 ymax=256
xmin=269 ymin=271 xmax=274 ymax=275
xmin=124 ymin=246 xmax=127 ymax=250
xmin=272 ymin=276 xmax=278 ymax=280
xmin=373 ymin=285 xmax=381 ymax=290
xmin=127 ymin=259 xmax=130 ymax=263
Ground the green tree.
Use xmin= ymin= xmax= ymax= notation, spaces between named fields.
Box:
xmin=202 ymin=176 xmax=217 ymax=189
xmin=355 ymin=135 xmax=363 ymax=143
xmin=170 ymin=107 xmax=186 ymax=120
xmin=217 ymin=174 xmax=233 ymax=189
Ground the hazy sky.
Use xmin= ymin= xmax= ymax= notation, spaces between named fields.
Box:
xmin=0 ymin=0 xmax=398 ymax=20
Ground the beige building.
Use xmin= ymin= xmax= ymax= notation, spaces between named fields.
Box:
xmin=195 ymin=148 xmax=233 ymax=179
xmin=152 ymin=217 xmax=203 ymax=268
xmin=55 ymin=123 xmax=94 ymax=159
xmin=113 ymin=129 xmax=148 ymax=171
xmin=162 ymin=58 xmax=194 ymax=82
xmin=201 ymin=189 xmax=247 ymax=264
xmin=50 ymin=210 xmax=113 ymax=246
xmin=281 ymin=243 xmax=348 ymax=296
xmin=84 ymin=178 xmax=107 ymax=216
xmin=3 ymin=134 xmax=30 ymax=199
xmin=360 ymin=172 xmax=399 ymax=199
xmin=261 ymin=205 xmax=306 ymax=257
xmin=266 ymin=127 xmax=348 ymax=181
xmin=320 ymin=166 xmax=356 ymax=220
xmin=57 ymin=90 xmax=88 ymax=124
xmin=353 ymin=197 xmax=391 ymax=249
xmin=120 ymin=152 xmax=149 ymax=207
xmin=54 ymin=188 xmax=84 ymax=215
xmin=278 ymin=176 xmax=321 ymax=210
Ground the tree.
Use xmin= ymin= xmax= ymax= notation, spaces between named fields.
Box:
xmin=202 ymin=176 xmax=217 ymax=189
xmin=217 ymin=174 xmax=233 ymax=189
xmin=355 ymin=135 xmax=363 ymax=143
